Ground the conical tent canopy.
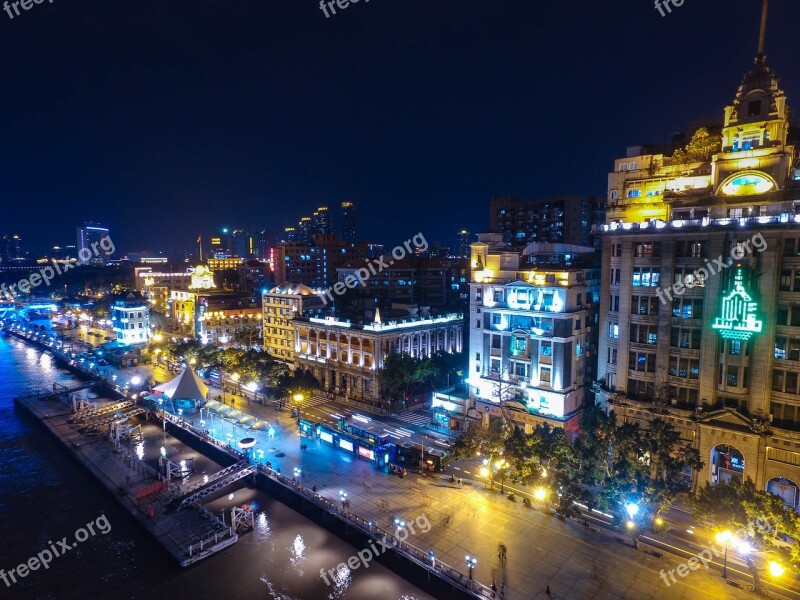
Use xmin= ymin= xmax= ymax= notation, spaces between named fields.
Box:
xmin=155 ymin=367 xmax=208 ymax=403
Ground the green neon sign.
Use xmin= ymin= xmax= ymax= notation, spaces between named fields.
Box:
xmin=712 ymin=268 xmax=762 ymax=341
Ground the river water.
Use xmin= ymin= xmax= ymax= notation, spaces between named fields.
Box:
xmin=0 ymin=335 xmax=434 ymax=600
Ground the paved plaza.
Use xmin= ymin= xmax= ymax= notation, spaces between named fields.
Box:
xmin=111 ymin=363 xmax=754 ymax=600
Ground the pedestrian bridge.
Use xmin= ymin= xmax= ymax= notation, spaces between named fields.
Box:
xmin=170 ymin=461 xmax=256 ymax=512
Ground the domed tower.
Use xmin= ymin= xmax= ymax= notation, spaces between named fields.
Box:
xmin=714 ymin=0 xmax=794 ymax=197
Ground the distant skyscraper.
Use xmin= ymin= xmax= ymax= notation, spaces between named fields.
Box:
xmin=76 ymin=224 xmax=109 ymax=265
xmin=314 ymin=206 xmax=334 ymax=236
xmin=456 ymin=228 xmax=470 ymax=258
xmin=341 ymin=201 xmax=357 ymax=242
xmin=0 ymin=235 xmax=23 ymax=266
xmin=298 ymin=216 xmax=313 ymax=244
xmin=283 ymin=227 xmax=297 ymax=243
xmin=232 ymin=229 xmax=257 ymax=258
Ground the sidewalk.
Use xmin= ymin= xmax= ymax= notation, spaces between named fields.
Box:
xmin=115 ymin=363 xmax=750 ymax=600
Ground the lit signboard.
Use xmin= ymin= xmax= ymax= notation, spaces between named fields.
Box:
xmin=339 ymin=439 xmax=354 ymax=452
xmin=712 ymin=268 xmax=763 ymax=341
xmin=320 ymin=431 xmax=333 ymax=444
xmin=358 ymin=447 xmax=374 ymax=460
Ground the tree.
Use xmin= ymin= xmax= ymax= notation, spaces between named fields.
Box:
xmin=664 ymin=127 xmax=721 ymax=165
xmin=452 ymin=419 xmax=509 ymax=491
xmin=693 ymin=478 xmax=800 ymax=564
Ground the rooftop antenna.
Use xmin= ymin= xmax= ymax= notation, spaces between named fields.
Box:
xmin=757 ymin=0 xmax=769 ymax=60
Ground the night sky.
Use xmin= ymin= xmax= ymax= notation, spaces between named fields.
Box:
xmin=1 ymin=0 xmax=797 ymax=256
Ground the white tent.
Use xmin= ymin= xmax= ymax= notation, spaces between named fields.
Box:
xmin=154 ymin=367 xmax=208 ymax=404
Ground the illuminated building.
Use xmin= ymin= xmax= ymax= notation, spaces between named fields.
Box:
xmin=314 ymin=206 xmax=334 ymax=236
xmin=456 ymin=229 xmax=470 ymax=258
xmin=262 ymin=283 xmax=326 ymax=363
xmin=294 ymin=310 xmax=463 ymax=406
xmin=199 ymin=304 xmax=262 ymax=348
xmin=467 ymin=234 xmax=599 ymax=438
xmin=490 ymin=195 xmax=604 ymax=250
xmin=76 ymin=224 xmax=109 ymax=266
xmin=0 ymin=235 xmax=24 ymax=266
xmin=111 ymin=292 xmax=150 ymax=345
xmin=341 ymin=201 xmax=357 ymax=242
xmin=596 ymin=23 xmax=800 ymax=505
xmin=336 ymin=257 xmax=469 ymax=308
xmin=207 ymin=256 xmax=244 ymax=271
xmin=275 ymin=235 xmax=370 ymax=289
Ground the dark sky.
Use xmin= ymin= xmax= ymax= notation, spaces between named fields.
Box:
xmin=1 ymin=0 xmax=798 ymax=256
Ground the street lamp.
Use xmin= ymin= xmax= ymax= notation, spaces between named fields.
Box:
xmin=293 ymin=393 xmax=304 ymax=420
xmin=465 ymin=555 xmax=477 ymax=580
xmin=769 ymin=560 xmax=785 ymax=578
xmin=534 ymin=487 xmax=547 ymax=501
xmin=715 ymin=531 xmax=733 ymax=578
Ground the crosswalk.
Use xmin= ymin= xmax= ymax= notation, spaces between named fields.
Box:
xmin=393 ymin=411 xmax=432 ymax=427
xmin=302 ymin=395 xmax=333 ymax=409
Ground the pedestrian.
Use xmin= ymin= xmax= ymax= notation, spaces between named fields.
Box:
xmin=500 ymin=582 xmax=505 ymax=599
xmin=546 ymin=584 xmax=551 ymax=595
xmin=312 ymin=484 xmax=317 ymax=493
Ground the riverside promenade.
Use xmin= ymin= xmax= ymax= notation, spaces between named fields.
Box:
xmin=13 ymin=391 xmax=239 ymax=567
xmin=141 ymin=365 xmax=752 ymax=600
xmin=6 ymin=327 xmax=754 ymax=600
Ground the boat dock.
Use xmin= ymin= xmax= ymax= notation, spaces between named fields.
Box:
xmin=13 ymin=392 xmax=241 ymax=567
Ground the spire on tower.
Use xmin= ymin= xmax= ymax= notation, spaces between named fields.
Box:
xmin=757 ymin=0 xmax=769 ymax=61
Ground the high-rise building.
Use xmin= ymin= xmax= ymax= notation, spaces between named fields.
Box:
xmin=232 ymin=229 xmax=257 ymax=258
xmin=490 ymin=195 xmax=604 ymax=250
xmin=314 ymin=206 xmax=334 ymax=236
xmin=76 ymin=224 xmax=110 ymax=265
xmin=0 ymin=235 xmax=24 ymax=266
xmin=336 ymin=257 xmax=469 ymax=308
xmin=283 ymin=227 xmax=297 ymax=243
xmin=297 ymin=217 xmax=313 ymax=244
xmin=456 ymin=229 xmax=470 ymax=258
xmin=595 ymin=36 xmax=800 ymax=504
xmin=275 ymin=235 xmax=371 ymax=290
xmin=467 ymin=234 xmax=600 ymax=439
xmin=341 ymin=202 xmax=357 ymax=242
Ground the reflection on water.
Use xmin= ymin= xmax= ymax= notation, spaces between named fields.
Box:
xmin=329 ymin=563 xmax=353 ymax=600
xmin=0 ymin=336 xmax=434 ymax=600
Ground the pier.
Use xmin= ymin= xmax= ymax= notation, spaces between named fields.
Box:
xmin=13 ymin=391 xmax=240 ymax=567
xmin=7 ymin=326 xmax=483 ymax=598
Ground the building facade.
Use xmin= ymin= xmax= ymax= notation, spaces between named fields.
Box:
xmin=76 ymin=224 xmax=110 ymax=265
xmin=198 ymin=305 xmax=262 ymax=348
xmin=294 ymin=312 xmax=463 ymax=406
xmin=262 ymin=283 xmax=326 ymax=363
xmin=467 ymin=234 xmax=600 ymax=438
xmin=336 ymin=257 xmax=470 ymax=309
xmin=112 ymin=293 xmax=150 ymax=345
xmin=341 ymin=201 xmax=357 ymax=242
xmin=596 ymin=53 xmax=800 ymax=507
xmin=490 ymin=195 xmax=605 ymax=250
xmin=275 ymin=235 xmax=370 ymax=289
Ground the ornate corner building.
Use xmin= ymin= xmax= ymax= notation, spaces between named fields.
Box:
xmin=596 ymin=47 xmax=800 ymax=507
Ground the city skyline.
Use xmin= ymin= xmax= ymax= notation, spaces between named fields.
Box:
xmin=2 ymin=1 xmax=798 ymax=255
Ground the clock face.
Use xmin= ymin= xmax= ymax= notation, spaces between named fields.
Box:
xmin=720 ymin=172 xmax=775 ymax=196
